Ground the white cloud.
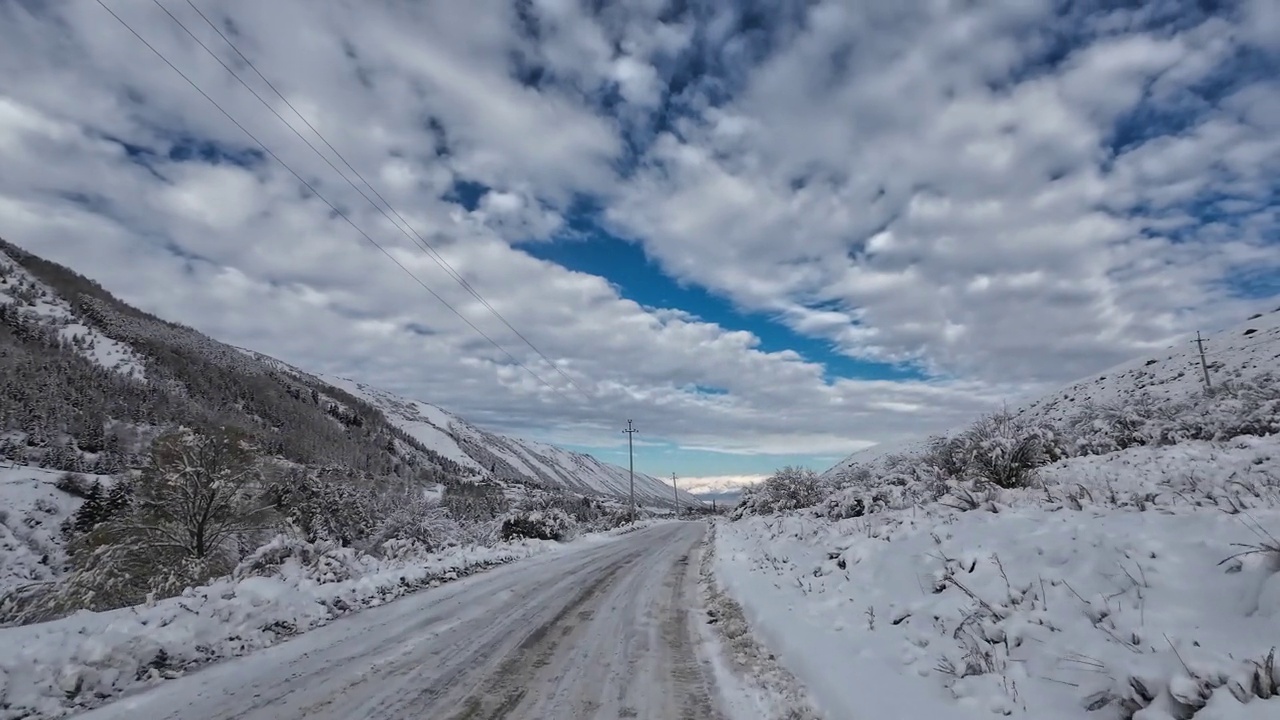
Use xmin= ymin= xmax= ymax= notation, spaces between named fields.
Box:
xmin=680 ymin=475 xmax=768 ymax=495
xmin=609 ymin=0 xmax=1280 ymax=386
xmin=0 ymin=0 xmax=1275 ymax=472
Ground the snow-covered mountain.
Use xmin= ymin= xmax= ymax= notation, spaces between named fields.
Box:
xmin=0 ymin=238 xmax=697 ymax=508
xmin=824 ymin=306 xmax=1280 ymax=478
xmin=320 ymin=376 xmax=701 ymax=508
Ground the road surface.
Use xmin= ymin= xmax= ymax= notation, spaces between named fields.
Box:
xmin=79 ymin=521 xmax=725 ymax=720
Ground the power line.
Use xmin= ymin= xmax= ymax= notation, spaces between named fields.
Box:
xmin=94 ymin=0 xmax=571 ymax=401
xmin=166 ymin=0 xmax=587 ymax=397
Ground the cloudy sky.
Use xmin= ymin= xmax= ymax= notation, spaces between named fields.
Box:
xmin=1 ymin=0 xmax=1277 ymax=485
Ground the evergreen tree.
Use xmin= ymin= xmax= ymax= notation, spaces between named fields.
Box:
xmin=71 ymin=480 xmax=106 ymax=535
xmin=104 ymin=478 xmax=134 ymax=518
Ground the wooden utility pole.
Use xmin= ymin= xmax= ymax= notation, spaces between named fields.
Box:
xmin=671 ymin=472 xmax=679 ymax=518
xmin=623 ymin=420 xmax=638 ymax=523
xmin=1193 ymin=331 xmax=1212 ymax=390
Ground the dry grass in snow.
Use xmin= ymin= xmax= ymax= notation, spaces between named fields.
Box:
xmin=715 ymin=437 xmax=1280 ymax=720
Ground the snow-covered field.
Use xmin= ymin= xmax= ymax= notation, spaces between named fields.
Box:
xmin=0 ymin=518 xmax=655 ymax=719
xmin=715 ymin=437 xmax=1280 ymax=719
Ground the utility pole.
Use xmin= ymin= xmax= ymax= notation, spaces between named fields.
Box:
xmin=1193 ymin=331 xmax=1212 ymax=390
xmin=623 ymin=420 xmax=638 ymax=524
xmin=671 ymin=472 xmax=680 ymax=518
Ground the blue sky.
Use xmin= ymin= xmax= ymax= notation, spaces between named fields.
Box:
xmin=0 ymin=0 xmax=1277 ymax=490
xmin=521 ymin=204 xmax=926 ymax=384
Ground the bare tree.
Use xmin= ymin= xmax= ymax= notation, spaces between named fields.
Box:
xmin=124 ymin=426 xmax=275 ymax=561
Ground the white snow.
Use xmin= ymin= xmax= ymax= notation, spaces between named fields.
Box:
xmin=715 ymin=437 xmax=1280 ymax=719
xmin=2 ymin=522 xmax=727 ymax=720
xmin=0 ymin=524 xmax=649 ymax=719
xmin=322 ymin=375 xmax=481 ymax=468
xmin=55 ymin=323 xmax=146 ymax=380
xmin=715 ymin=308 xmax=1280 ymax=719
xmin=0 ymin=252 xmax=147 ymax=381
xmin=0 ymin=466 xmax=96 ymax=599
xmin=696 ymin=523 xmax=822 ymax=720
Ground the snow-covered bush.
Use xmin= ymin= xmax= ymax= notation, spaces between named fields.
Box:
xmin=451 ymin=516 xmax=502 ymax=547
xmin=731 ymin=466 xmax=825 ymax=518
xmin=960 ymin=411 xmax=1061 ymax=489
xmin=809 ymin=417 xmax=1058 ymax=523
xmin=1067 ymin=374 xmax=1280 ymax=456
xmin=52 ymin=472 xmax=95 ymax=499
xmin=1183 ymin=373 xmax=1280 ymax=441
xmin=232 ymin=534 xmax=365 ymax=584
xmin=12 ymin=534 xmax=233 ymax=623
xmin=585 ymin=507 xmax=635 ymax=532
xmin=368 ymin=491 xmax=458 ymax=553
xmin=498 ymin=507 xmax=577 ymax=541
xmin=267 ymin=466 xmax=379 ymax=547
xmin=1068 ymin=394 xmax=1178 ymax=455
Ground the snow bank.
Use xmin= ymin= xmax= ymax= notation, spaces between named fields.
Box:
xmin=0 ymin=528 xmax=632 ymax=720
xmin=715 ymin=438 xmax=1280 ymax=719
xmin=697 ymin=523 xmax=822 ymax=720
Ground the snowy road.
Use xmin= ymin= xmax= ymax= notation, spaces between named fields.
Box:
xmin=78 ymin=521 xmax=724 ymax=720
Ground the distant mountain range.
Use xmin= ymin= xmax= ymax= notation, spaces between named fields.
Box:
xmin=689 ymin=489 xmax=743 ymax=506
xmin=0 ymin=237 xmax=699 ymax=508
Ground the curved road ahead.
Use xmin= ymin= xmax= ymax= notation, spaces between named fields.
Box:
xmin=80 ymin=522 xmax=725 ymax=720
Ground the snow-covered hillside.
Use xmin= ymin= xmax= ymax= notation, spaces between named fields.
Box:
xmin=825 ymin=307 xmax=1280 ymax=479
xmin=718 ymin=308 xmax=1280 ymax=720
xmin=1019 ymin=308 xmax=1280 ymax=429
xmin=323 ymin=376 xmax=702 ymax=508
xmin=0 ymin=250 xmax=146 ymax=380
xmin=2 ymin=238 xmax=699 ymax=510
xmin=0 ymin=467 xmax=82 ymax=600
